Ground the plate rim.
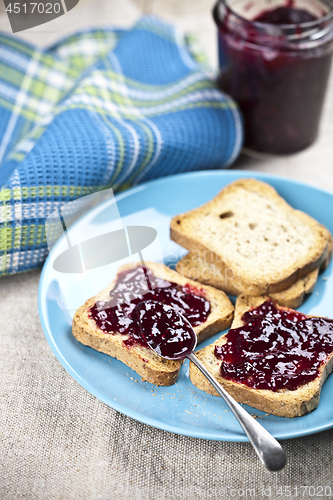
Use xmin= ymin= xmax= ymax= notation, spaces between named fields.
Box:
xmin=38 ymin=169 xmax=333 ymax=442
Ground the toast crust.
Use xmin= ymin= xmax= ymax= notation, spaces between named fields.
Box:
xmin=72 ymin=262 xmax=234 ymax=386
xmin=171 ymin=178 xmax=331 ymax=296
xmin=189 ymin=295 xmax=333 ymax=417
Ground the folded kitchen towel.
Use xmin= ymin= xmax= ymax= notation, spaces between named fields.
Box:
xmin=0 ymin=16 xmax=243 ymax=276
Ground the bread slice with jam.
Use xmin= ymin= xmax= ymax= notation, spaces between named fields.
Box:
xmin=189 ymin=295 xmax=333 ymax=417
xmin=170 ymin=178 xmax=331 ymax=296
xmin=72 ymin=262 xmax=234 ymax=386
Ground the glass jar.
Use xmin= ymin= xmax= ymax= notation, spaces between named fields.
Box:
xmin=213 ymin=0 xmax=333 ymax=154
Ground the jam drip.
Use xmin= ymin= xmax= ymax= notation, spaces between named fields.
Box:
xmin=214 ymin=300 xmax=333 ymax=391
xmin=89 ymin=266 xmax=210 ymax=349
xmin=136 ymin=300 xmax=196 ymax=359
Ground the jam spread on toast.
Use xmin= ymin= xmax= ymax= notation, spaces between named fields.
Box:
xmin=136 ymin=300 xmax=196 ymax=359
xmin=89 ymin=266 xmax=210 ymax=348
xmin=214 ymin=300 xmax=333 ymax=391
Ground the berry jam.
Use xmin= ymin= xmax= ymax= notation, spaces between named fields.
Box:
xmin=254 ymin=6 xmax=317 ymax=24
xmin=136 ymin=300 xmax=196 ymax=359
xmin=214 ymin=0 xmax=333 ymax=153
xmin=89 ymin=266 xmax=210 ymax=349
xmin=214 ymin=300 xmax=333 ymax=391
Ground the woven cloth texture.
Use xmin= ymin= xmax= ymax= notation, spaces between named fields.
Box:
xmin=0 ymin=16 xmax=243 ymax=276
xmin=1 ymin=270 xmax=333 ymax=500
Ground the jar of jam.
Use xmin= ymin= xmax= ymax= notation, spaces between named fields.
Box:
xmin=213 ymin=0 xmax=333 ymax=154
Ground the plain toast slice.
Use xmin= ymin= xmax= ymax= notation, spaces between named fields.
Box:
xmin=171 ymin=178 xmax=331 ymax=296
xmin=189 ymin=295 xmax=333 ymax=417
xmin=72 ymin=262 xmax=234 ymax=386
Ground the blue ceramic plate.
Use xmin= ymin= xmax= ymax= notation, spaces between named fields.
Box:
xmin=38 ymin=170 xmax=333 ymax=441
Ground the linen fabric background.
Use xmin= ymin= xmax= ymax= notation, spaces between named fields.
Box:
xmin=1 ymin=1 xmax=333 ymax=499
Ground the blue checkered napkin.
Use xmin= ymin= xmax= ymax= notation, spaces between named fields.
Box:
xmin=0 ymin=16 xmax=243 ymax=276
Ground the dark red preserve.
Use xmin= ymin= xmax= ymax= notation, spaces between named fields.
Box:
xmin=254 ymin=5 xmax=319 ymax=24
xmin=136 ymin=300 xmax=196 ymax=359
xmin=89 ymin=266 xmax=210 ymax=349
xmin=214 ymin=300 xmax=333 ymax=391
xmin=214 ymin=0 xmax=333 ymax=153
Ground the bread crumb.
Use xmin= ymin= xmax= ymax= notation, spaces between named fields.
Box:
xmin=322 ymin=277 xmax=328 ymax=281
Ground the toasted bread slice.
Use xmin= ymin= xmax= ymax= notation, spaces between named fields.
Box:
xmin=171 ymin=178 xmax=331 ymax=296
xmin=176 ymin=234 xmax=332 ymax=308
xmin=176 ymin=251 xmax=318 ymax=308
xmin=72 ymin=262 xmax=234 ymax=386
xmin=189 ymin=295 xmax=333 ymax=417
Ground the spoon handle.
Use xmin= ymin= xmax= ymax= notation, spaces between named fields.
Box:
xmin=187 ymin=352 xmax=286 ymax=471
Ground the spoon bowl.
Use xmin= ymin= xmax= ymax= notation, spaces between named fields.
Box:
xmin=136 ymin=299 xmax=287 ymax=472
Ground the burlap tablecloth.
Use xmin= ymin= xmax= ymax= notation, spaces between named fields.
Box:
xmin=1 ymin=269 xmax=333 ymax=499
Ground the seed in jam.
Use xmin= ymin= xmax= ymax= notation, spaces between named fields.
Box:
xmin=88 ymin=266 xmax=211 ymax=349
xmin=214 ymin=300 xmax=333 ymax=391
xmin=136 ymin=300 xmax=196 ymax=359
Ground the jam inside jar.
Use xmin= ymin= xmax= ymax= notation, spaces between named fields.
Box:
xmin=213 ymin=0 xmax=333 ymax=154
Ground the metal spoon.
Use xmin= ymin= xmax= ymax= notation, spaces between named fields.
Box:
xmin=136 ymin=300 xmax=286 ymax=472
